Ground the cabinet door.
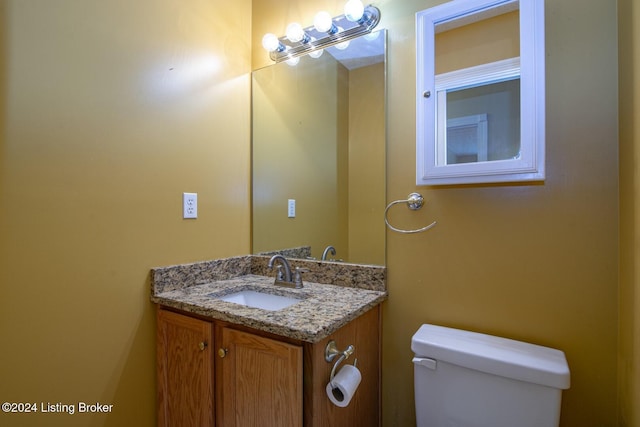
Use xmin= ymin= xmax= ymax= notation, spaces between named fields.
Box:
xmin=217 ymin=327 xmax=303 ymax=427
xmin=157 ymin=309 xmax=214 ymax=427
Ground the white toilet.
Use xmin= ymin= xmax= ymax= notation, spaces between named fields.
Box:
xmin=412 ymin=324 xmax=570 ymax=427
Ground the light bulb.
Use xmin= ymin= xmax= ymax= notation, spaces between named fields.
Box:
xmin=262 ymin=33 xmax=282 ymax=52
xmin=309 ymin=49 xmax=324 ymax=59
xmin=364 ymin=30 xmax=380 ymax=41
xmin=286 ymin=23 xmax=306 ymax=43
xmin=335 ymin=40 xmax=350 ymax=50
xmin=314 ymin=11 xmax=334 ymax=33
xmin=286 ymin=56 xmax=300 ymax=66
xmin=344 ymin=0 xmax=365 ymax=22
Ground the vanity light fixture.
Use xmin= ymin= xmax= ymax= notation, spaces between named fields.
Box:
xmin=286 ymin=56 xmax=300 ymax=66
xmin=308 ymin=47 xmax=324 ymax=58
xmin=344 ymin=0 xmax=366 ymax=22
xmin=314 ymin=11 xmax=337 ymax=34
xmin=262 ymin=33 xmax=285 ymax=53
xmin=334 ymin=40 xmax=350 ymax=50
xmin=262 ymin=0 xmax=381 ymax=63
xmin=285 ymin=22 xmax=310 ymax=43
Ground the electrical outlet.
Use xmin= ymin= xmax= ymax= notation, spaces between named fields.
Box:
xmin=183 ymin=193 xmax=198 ymax=219
xmin=288 ymin=199 xmax=296 ymax=218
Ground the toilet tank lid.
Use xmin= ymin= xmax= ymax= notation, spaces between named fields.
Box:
xmin=411 ymin=324 xmax=570 ymax=389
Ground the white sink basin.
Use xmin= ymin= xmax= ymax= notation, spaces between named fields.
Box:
xmin=216 ymin=290 xmax=301 ymax=311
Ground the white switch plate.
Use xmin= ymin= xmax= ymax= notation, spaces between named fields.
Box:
xmin=288 ymin=199 xmax=296 ymax=218
xmin=183 ymin=192 xmax=198 ymax=219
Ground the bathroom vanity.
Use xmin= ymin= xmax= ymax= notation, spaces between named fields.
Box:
xmin=151 ymin=255 xmax=386 ymax=427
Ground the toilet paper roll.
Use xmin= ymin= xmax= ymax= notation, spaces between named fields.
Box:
xmin=326 ymin=364 xmax=362 ymax=408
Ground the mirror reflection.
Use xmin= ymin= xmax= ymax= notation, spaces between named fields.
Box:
xmin=435 ymin=3 xmax=520 ymax=165
xmin=251 ymin=30 xmax=387 ymax=266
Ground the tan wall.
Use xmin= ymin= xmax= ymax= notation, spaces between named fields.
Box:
xmin=348 ymin=62 xmax=386 ymax=266
xmin=252 ymin=55 xmax=348 ymax=259
xmin=253 ymin=0 xmax=619 ymax=426
xmin=618 ymin=0 xmax=640 ymax=425
xmin=0 ymin=1 xmax=251 ymax=426
xmin=435 ymin=10 xmax=519 ymax=74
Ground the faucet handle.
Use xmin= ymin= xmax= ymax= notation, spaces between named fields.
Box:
xmin=275 ymin=265 xmax=285 ymax=281
xmin=294 ymin=267 xmax=309 ymax=289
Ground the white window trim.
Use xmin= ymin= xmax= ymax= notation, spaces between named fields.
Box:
xmin=416 ymin=0 xmax=545 ymax=186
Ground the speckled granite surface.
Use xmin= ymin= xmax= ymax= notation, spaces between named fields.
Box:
xmin=151 ymin=255 xmax=386 ymax=294
xmin=151 ymin=256 xmax=253 ymax=294
xmin=256 ymin=246 xmax=312 ymax=260
xmin=151 ymin=255 xmax=387 ymax=343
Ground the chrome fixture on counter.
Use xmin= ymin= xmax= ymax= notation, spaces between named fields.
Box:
xmin=267 ymin=254 xmax=308 ymax=289
xmin=267 ymin=254 xmax=292 ymax=282
xmin=261 ymin=0 xmax=381 ymax=63
xmin=322 ymin=245 xmax=337 ymax=261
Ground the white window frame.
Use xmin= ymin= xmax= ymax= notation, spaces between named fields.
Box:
xmin=443 ymin=113 xmax=488 ymax=164
xmin=416 ymin=0 xmax=545 ymax=185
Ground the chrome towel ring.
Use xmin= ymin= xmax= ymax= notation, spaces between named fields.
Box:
xmin=384 ymin=192 xmax=437 ymax=234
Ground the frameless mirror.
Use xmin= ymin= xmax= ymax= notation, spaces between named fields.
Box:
xmin=251 ymin=30 xmax=387 ymax=266
xmin=416 ymin=0 xmax=545 ymax=185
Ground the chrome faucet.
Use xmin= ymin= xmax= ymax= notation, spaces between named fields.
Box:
xmin=267 ymin=255 xmax=293 ymax=282
xmin=321 ymin=245 xmax=336 ymax=261
xmin=267 ymin=254 xmax=306 ymax=289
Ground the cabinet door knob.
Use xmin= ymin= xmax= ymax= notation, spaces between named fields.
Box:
xmin=198 ymin=341 xmax=208 ymax=351
xmin=218 ymin=348 xmax=228 ymax=358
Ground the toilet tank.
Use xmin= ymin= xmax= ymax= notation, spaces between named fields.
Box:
xmin=411 ymin=324 xmax=570 ymax=427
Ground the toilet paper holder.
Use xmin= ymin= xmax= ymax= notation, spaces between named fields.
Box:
xmin=325 ymin=340 xmax=357 ymax=385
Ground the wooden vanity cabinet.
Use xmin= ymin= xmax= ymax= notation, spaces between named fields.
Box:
xmin=156 ymin=305 xmax=381 ymax=427
xmin=215 ymin=326 xmax=303 ymax=426
xmin=303 ymin=306 xmax=381 ymax=427
xmin=157 ymin=309 xmax=214 ymax=427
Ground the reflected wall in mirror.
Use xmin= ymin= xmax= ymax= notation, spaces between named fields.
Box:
xmin=416 ymin=0 xmax=545 ymax=185
xmin=252 ymin=30 xmax=386 ymax=266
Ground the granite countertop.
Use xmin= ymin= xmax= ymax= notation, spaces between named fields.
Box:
xmin=150 ymin=255 xmax=387 ymax=343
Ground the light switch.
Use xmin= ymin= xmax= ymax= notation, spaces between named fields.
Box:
xmin=288 ymin=199 xmax=296 ymax=218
